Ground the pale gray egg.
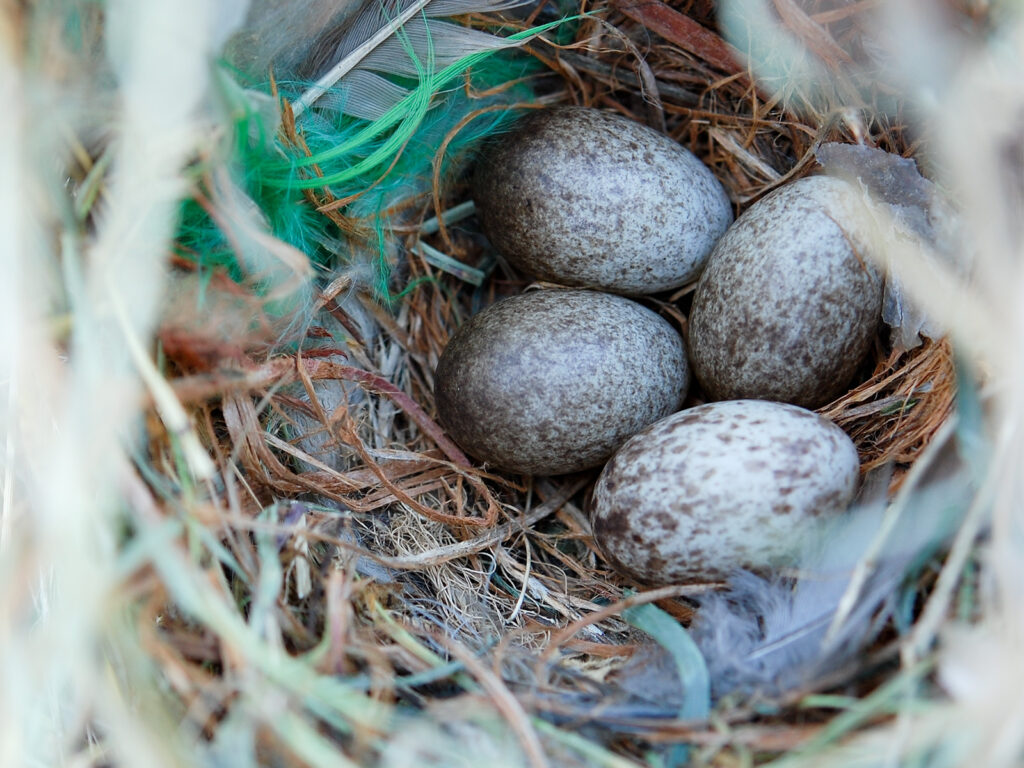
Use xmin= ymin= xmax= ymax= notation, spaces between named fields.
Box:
xmin=472 ymin=106 xmax=733 ymax=295
xmin=591 ymin=400 xmax=860 ymax=583
xmin=688 ymin=175 xmax=884 ymax=408
xmin=434 ymin=289 xmax=689 ymax=475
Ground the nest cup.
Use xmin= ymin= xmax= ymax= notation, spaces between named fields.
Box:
xmin=395 ymin=0 xmax=962 ymax=748
xmin=37 ymin=0 xmax=998 ymax=765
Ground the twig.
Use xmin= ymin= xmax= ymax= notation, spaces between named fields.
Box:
xmin=771 ymin=0 xmax=854 ymax=68
xmin=414 ymin=240 xmax=487 ymax=286
xmin=612 ymin=0 xmax=745 ymax=77
xmin=558 ymin=52 xmax=699 ymax=106
xmin=417 ymin=200 xmax=476 ymax=235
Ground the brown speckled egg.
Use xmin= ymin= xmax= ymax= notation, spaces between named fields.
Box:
xmin=472 ymin=106 xmax=733 ymax=295
xmin=591 ymin=400 xmax=860 ymax=584
xmin=688 ymin=175 xmax=884 ymax=408
xmin=434 ymin=289 xmax=689 ymax=475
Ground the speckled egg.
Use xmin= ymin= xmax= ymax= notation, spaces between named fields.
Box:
xmin=434 ymin=289 xmax=689 ymax=475
xmin=688 ymin=175 xmax=884 ymax=408
xmin=591 ymin=400 xmax=860 ymax=583
xmin=472 ymin=106 xmax=733 ymax=294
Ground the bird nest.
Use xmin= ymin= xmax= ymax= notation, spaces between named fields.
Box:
xmin=52 ymin=0 xmax=1004 ymax=765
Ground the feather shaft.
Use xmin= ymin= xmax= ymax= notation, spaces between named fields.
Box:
xmin=292 ymin=0 xmax=434 ymax=118
xmin=260 ymin=21 xmax=559 ymax=187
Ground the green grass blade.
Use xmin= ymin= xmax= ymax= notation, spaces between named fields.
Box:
xmin=622 ymin=602 xmax=711 ymax=721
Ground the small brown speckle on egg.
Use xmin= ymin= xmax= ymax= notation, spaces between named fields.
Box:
xmin=472 ymin=106 xmax=733 ymax=295
xmin=688 ymin=175 xmax=883 ymax=408
xmin=590 ymin=399 xmax=860 ymax=583
xmin=434 ymin=289 xmax=689 ymax=475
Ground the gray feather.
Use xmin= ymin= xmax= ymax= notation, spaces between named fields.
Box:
xmin=317 ymin=70 xmax=411 ymax=122
xmin=693 ymin=445 xmax=972 ymax=697
xmin=815 ymin=142 xmax=966 ymax=353
xmin=222 ymin=0 xmax=531 ymax=120
xmin=294 ymin=0 xmax=532 ymax=118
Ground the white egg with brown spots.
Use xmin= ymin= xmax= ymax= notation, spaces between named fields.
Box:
xmin=590 ymin=400 xmax=860 ymax=584
xmin=472 ymin=106 xmax=733 ymax=294
xmin=688 ymin=175 xmax=884 ymax=408
xmin=434 ymin=289 xmax=689 ymax=475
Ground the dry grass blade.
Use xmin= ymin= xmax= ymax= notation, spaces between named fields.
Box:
xmin=367 ymin=477 xmax=586 ymax=569
xmin=438 ymin=633 xmax=553 ymax=768
xmin=819 ymin=338 xmax=956 ymax=479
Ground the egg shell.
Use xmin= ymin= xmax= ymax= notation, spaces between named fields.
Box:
xmin=472 ymin=106 xmax=733 ymax=294
xmin=688 ymin=175 xmax=884 ymax=408
xmin=434 ymin=289 xmax=689 ymax=475
xmin=590 ymin=400 xmax=860 ymax=584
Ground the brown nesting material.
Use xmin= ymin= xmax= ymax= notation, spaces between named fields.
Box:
xmin=141 ymin=0 xmax=977 ymax=764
